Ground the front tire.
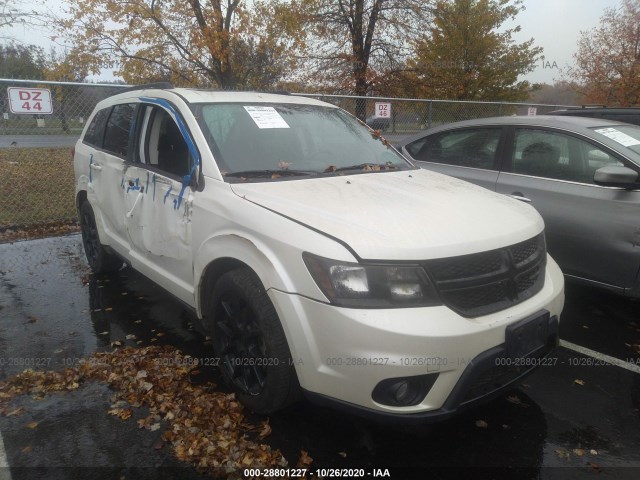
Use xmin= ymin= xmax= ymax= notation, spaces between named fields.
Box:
xmin=210 ymin=268 xmax=300 ymax=414
xmin=79 ymin=201 xmax=122 ymax=273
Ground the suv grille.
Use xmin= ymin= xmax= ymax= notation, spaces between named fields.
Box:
xmin=424 ymin=234 xmax=546 ymax=317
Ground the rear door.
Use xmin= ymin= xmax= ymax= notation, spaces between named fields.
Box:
xmin=495 ymin=126 xmax=640 ymax=289
xmin=403 ymin=126 xmax=505 ymax=190
xmin=89 ymin=104 xmax=136 ymax=257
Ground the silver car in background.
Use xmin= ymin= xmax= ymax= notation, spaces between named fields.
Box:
xmin=398 ymin=116 xmax=640 ymax=298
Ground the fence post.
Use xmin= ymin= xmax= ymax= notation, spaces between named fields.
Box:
xmin=428 ymin=101 xmax=432 ymax=128
xmin=498 ymin=103 xmax=503 ymax=116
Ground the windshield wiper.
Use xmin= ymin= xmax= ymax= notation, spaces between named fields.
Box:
xmin=224 ymin=169 xmax=316 ymax=178
xmin=329 ymin=163 xmax=402 ymax=173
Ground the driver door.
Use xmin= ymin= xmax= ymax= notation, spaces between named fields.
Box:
xmin=123 ymin=104 xmax=198 ymax=304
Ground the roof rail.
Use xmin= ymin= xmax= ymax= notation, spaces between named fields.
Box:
xmin=110 ymin=82 xmax=174 ymax=96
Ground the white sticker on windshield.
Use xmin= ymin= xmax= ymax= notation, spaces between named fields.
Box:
xmin=244 ymin=106 xmax=290 ymax=129
xmin=594 ymin=127 xmax=640 ymax=147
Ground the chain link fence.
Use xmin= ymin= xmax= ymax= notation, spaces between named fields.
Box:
xmin=0 ymin=79 xmax=124 ymax=242
xmin=297 ymin=93 xmax=570 ymax=138
xmin=0 ymin=78 xmax=573 ymax=242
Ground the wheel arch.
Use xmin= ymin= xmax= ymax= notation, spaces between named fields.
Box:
xmin=194 ymin=233 xmax=292 ymax=325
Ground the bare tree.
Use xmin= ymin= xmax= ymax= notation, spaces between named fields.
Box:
xmin=290 ymin=0 xmax=432 ymax=118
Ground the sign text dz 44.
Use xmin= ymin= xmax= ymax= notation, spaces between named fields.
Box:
xmin=7 ymin=88 xmax=53 ymax=115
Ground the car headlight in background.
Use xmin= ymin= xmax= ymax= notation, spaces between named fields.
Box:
xmin=303 ymin=253 xmax=441 ymax=308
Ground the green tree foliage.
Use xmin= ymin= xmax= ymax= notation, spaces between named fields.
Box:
xmin=405 ymin=0 xmax=541 ymax=101
xmin=0 ymin=43 xmax=46 ymax=78
xmin=568 ymin=0 xmax=640 ymax=106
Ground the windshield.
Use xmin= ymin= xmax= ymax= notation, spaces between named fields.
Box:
xmin=590 ymin=125 xmax=640 ymax=156
xmin=192 ymin=103 xmax=413 ymax=181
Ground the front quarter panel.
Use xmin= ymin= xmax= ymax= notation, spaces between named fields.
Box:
xmin=192 ymin=179 xmax=355 ymax=316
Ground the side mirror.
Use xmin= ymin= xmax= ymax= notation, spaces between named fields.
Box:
xmin=594 ymin=165 xmax=638 ymax=189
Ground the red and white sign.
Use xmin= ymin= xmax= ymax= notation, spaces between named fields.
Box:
xmin=374 ymin=102 xmax=391 ymax=119
xmin=7 ymin=87 xmax=53 ymax=114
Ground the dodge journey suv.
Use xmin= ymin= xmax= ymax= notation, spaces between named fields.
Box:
xmin=74 ymin=84 xmax=564 ymax=420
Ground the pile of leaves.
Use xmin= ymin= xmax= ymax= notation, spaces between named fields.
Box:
xmin=0 ymin=221 xmax=80 ymax=244
xmin=0 ymin=346 xmax=302 ymax=478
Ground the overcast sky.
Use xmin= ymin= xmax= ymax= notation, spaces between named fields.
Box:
xmin=2 ymin=0 xmax=624 ymax=85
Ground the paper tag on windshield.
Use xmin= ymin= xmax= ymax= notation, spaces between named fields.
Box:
xmin=594 ymin=127 xmax=640 ymax=147
xmin=244 ymin=106 xmax=290 ymax=129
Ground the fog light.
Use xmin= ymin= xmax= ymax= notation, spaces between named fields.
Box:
xmin=393 ymin=381 xmax=410 ymax=403
xmin=372 ymin=374 xmax=439 ymax=407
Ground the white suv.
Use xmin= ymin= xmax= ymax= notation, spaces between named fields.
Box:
xmin=73 ymin=85 xmax=564 ymax=419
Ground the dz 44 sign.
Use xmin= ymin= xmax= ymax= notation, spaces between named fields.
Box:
xmin=7 ymin=88 xmax=53 ymax=114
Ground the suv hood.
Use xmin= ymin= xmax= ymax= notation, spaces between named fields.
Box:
xmin=230 ymin=169 xmax=543 ymax=260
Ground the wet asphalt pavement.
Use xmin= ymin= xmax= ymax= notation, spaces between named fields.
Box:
xmin=0 ymin=235 xmax=639 ymax=479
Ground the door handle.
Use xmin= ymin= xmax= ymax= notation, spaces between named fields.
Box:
xmin=507 ymin=192 xmax=532 ymax=203
xmin=90 ymin=163 xmax=102 ymax=171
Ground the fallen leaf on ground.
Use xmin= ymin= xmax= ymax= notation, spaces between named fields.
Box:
xmin=573 ymin=448 xmax=585 ymax=456
xmin=108 ymin=408 xmax=133 ymax=420
xmin=574 ymin=379 xmax=586 ymax=386
xmin=590 ymin=449 xmax=598 ymax=455
xmin=587 ymin=462 xmax=601 ymax=471
xmin=555 ymin=448 xmax=571 ymax=459
xmin=26 ymin=421 xmax=38 ymax=429
xmin=6 ymin=407 xmax=25 ymax=417
xmin=258 ymin=420 xmax=272 ymax=439
xmin=338 ymin=452 xmax=347 ymax=458
xmin=21 ymin=446 xmax=32 ymax=454
xmin=475 ymin=420 xmax=488 ymax=428
xmin=297 ymin=450 xmax=313 ymax=468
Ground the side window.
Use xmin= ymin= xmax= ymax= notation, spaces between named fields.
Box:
xmin=142 ymin=107 xmax=192 ymax=179
xmin=512 ymin=128 xmax=623 ymax=184
xmin=103 ymin=104 xmax=136 ymax=158
xmin=83 ymin=108 xmax=110 ymax=148
xmin=407 ymin=128 xmax=501 ymax=170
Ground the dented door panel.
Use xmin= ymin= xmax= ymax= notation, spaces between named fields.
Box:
xmin=123 ymin=165 xmax=194 ymax=300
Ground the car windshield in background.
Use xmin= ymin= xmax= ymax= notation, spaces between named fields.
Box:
xmin=591 ymin=125 xmax=640 ymax=156
xmin=193 ymin=103 xmax=412 ymax=180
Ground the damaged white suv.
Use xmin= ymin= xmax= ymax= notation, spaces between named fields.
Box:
xmin=74 ymin=84 xmax=564 ymax=420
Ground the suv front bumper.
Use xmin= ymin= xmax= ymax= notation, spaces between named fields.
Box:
xmin=269 ymin=255 xmax=564 ymax=417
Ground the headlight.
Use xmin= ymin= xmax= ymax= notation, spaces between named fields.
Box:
xmin=303 ymin=253 xmax=441 ymax=308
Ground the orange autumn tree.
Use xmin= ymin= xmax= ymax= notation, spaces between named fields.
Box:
xmin=569 ymin=0 xmax=640 ymax=106
xmin=57 ymin=0 xmax=302 ymax=89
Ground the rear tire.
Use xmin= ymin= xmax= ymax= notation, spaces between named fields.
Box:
xmin=79 ymin=201 xmax=122 ymax=273
xmin=209 ymin=268 xmax=300 ymax=414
